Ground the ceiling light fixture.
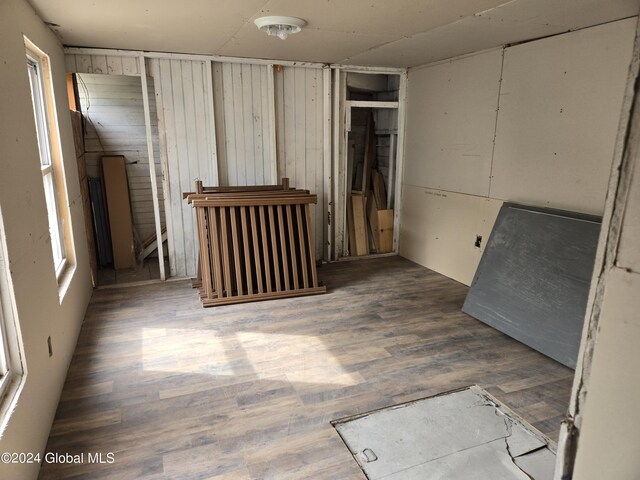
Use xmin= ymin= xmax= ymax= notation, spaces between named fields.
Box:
xmin=254 ymin=16 xmax=306 ymax=41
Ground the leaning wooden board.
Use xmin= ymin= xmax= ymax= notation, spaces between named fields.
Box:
xmin=462 ymin=203 xmax=601 ymax=368
xmin=102 ymin=155 xmax=135 ymax=269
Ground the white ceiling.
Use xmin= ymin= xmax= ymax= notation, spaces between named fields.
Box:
xmin=29 ymin=0 xmax=639 ymax=68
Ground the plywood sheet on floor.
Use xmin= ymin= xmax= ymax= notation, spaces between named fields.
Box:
xmin=334 ymin=385 xmax=554 ymax=479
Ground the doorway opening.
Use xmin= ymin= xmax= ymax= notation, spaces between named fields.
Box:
xmin=72 ymin=73 xmax=168 ymax=286
xmin=340 ymin=71 xmax=401 ymax=259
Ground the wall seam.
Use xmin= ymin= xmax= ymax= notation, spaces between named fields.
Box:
xmin=487 ymin=47 xmax=505 ymax=199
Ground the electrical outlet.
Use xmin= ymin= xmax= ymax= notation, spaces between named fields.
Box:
xmin=47 ymin=336 xmax=53 ymax=357
xmin=474 ymin=235 xmax=482 ymax=249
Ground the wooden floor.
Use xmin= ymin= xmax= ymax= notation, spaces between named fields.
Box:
xmin=39 ymin=257 xmax=574 ymax=480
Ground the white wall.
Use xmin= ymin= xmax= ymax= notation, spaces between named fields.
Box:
xmin=0 ymin=0 xmax=93 ymax=478
xmin=275 ymin=66 xmax=326 ymax=259
xmin=214 ymin=62 xmax=275 ymax=187
xmin=563 ymin=20 xmax=640 ymax=474
xmin=149 ymin=57 xmax=218 ymax=278
xmin=400 ymin=18 xmax=636 ymax=285
xmin=403 ymin=50 xmax=503 ymax=197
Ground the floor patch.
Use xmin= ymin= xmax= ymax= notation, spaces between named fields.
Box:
xmin=332 ymin=385 xmax=555 ymax=480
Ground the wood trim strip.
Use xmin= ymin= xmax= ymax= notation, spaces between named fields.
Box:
xmin=240 ymin=206 xmax=254 ymax=295
xmin=230 ymin=207 xmax=244 ymax=296
xmin=209 ymin=207 xmax=224 ymax=299
xmin=297 ymin=204 xmax=309 ymax=289
xmin=305 ymin=204 xmax=318 ymax=288
xmin=259 ymin=206 xmax=272 ymax=293
xmin=268 ymin=205 xmax=281 ymax=292
xmin=287 ymin=205 xmax=299 ymax=290
xmin=250 ymin=206 xmax=264 ymax=294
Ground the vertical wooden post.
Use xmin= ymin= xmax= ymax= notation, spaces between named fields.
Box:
xmin=139 ymin=55 xmax=166 ymax=280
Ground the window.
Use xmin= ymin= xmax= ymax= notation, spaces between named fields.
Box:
xmin=0 ymin=299 xmax=9 ymax=397
xmin=25 ymin=37 xmax=74 ymax=282
xmin=0 ymin=209 xmax=25 ymax=436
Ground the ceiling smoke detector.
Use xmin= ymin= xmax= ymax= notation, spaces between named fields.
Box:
xmin=254 ymin=16 xmax=306 ymax=40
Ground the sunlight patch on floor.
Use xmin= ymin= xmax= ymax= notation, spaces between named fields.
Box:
xmin=142 ymin=328 xmax=361 ymax=386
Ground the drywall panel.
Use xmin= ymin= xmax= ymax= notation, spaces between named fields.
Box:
xmin=148 ymin=58 xmax=217 ymax=278
xmin=572 ymin=268 xmax=640 ymax=479
xmin=0 ymin=0 xmax=93 ymax=478
xmin=404 ymin=49 xmax=502 ymax=196
xmin=399 ymin=185 xmax=502 ymax=286
xmin=491 ymin=19 xmax=636 ymax=215
xmin=275 ymin=66 xmax=326 ymax=259
xmin=462 ymin=204 xmax=600 ymax=368
xmin=213 ymin=62 xmax=274 ymax=186
xmin=617 ymin=159 xmax=640 ymax=272
xmin=77 ymin=73 xmax=165 ymax=241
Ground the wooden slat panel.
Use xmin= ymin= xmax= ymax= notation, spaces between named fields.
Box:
xmin=240 ymin=207 xmax=254 ymax=295
xmin=150 ymin=58 xmax=218 ymax=277
xmin=278 ymin=205 xmax=291 ymax=291
xmin=250 ymin=206 xmax=264 ymax=294
xmin=296 ymin=204 xmax=309 ymax=289
xmin=220 ymin=207 xmax=232 ymax=297
xmin=268 ymin=206 xmax=282 ymax=292
xmin=230 ymin=207 xmax=244 ymax=296
xmin=197 ymin=207 xmax=212 ymax=298
xmin=275 ymin=66 xmax=326 ymax=260
xmin=208 ymin=207 xmax=224 ymax=299
xmin=286 ymin=205 xmax=299 ymax=290
xmin=217 ymin=62 xmax=273 ymax=187
xmin=187 ymin=183 xmax=326 ymax=307
xmin=305 ymin=204 xmax=318 ymax=288
xmin=259 ymin=206 xmax=272 ymax=293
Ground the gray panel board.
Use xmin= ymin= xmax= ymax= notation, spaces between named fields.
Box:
xmin=462 ymin=203 xmax=600 ymax=368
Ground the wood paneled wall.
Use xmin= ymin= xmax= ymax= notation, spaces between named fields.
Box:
xmin=213 ymin=63 xmax=275 ymax=187
xmin=148 ymin=58 xmax=218 ymax=278
xmin=65 ymin=53 xmax=140 ymax=76
xmin=275 ymin=67 xmax=325 ymax=259
xmin=77 ymin=73 xmax=164 ymax=241
xmin=65 ymin=53 xmax=328 ymax=275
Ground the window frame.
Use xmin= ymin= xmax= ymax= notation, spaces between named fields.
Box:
xmin=0 ymin=209 xmax=25 ymax=437
xmin=24 ymin=37 xmax=75 ymax=286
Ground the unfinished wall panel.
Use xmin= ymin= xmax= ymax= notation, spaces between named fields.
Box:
xmin=149 ymin=58 xmax=218 ymax=277
xmin=77 ymin=73 xmax=164 ymax=241
xmin=65 ymin=53 xmax=141 ymax=76
xmin=491 ymin=18 xmax=636 ymax=214
xmin=213 ymin=62 xmax=274 ymax=187
xmin=403 ymin=49 xmax=502 ymax=196
xmin=402 ymin=19 xmax=636 ymax=285
xmin=275 ymin=66 xmax=325 ymax=259
xmin=399 ymin=185 xmax=502 ymax=285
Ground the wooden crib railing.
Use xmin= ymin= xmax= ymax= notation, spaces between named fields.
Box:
xmin=186 ymin=179 xmax=326 ymax=307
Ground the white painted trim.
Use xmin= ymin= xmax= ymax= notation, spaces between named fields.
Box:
xmin=335 ymin=65 xmax=406 ymax=74
xmin=64 ymin=47 xmax=325 ymax=69
xmin=267 ymin=64 xmax=278 ymax=183
xmin=345 ymin=100 xmax=399 ymax=109
xmin=332 ymin=69 xmax=341 ymax=260
xmin=393 ymin=71 xmax=408 ymax=254
xmin=205 ymin=60 xmax=220 ymax=186
xmin=63 ymin=47 xmax=409 ymax=73
xmin=139 ymin=56 xmax=166 ymax=281
xmin=387 ymin=133 xmax=396 ymax=210
xmin=322 ymin=67 xmax=333 ymax=262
